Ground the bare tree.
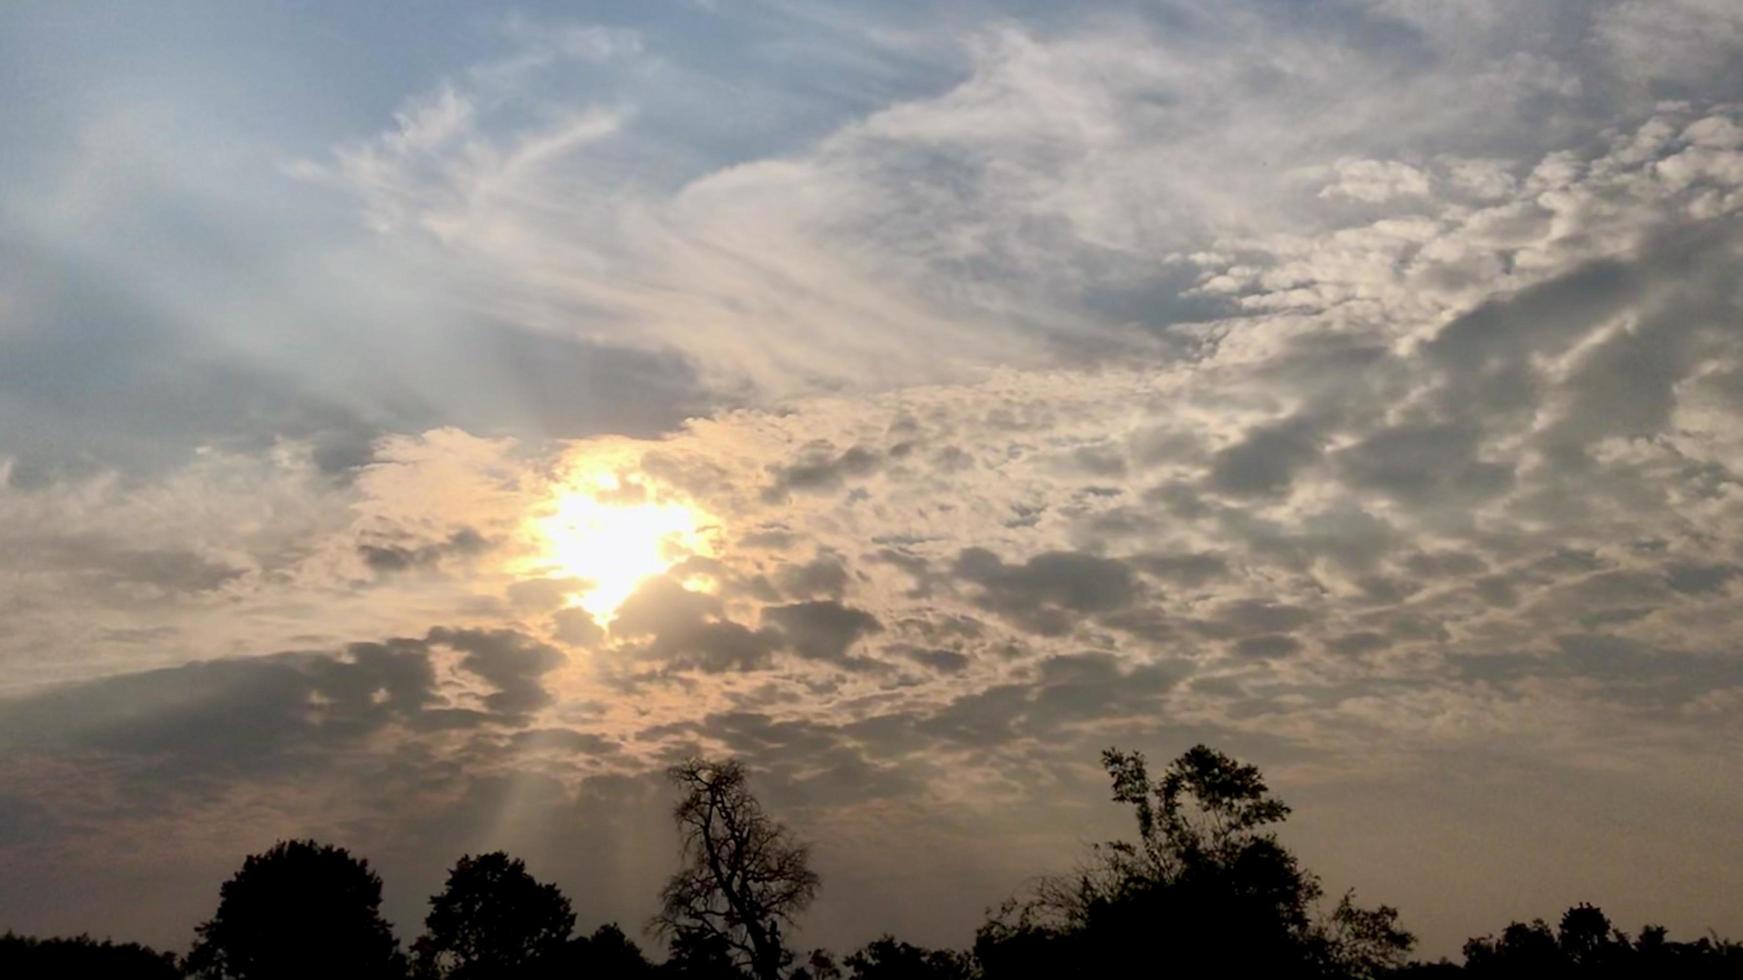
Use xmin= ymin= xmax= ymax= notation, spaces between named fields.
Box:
xmin=653 ymin=758 xmax=821 ymax=980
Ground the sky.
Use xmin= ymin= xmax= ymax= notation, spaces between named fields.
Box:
xmin=2 ymin=0 xmax=1743 ymax=961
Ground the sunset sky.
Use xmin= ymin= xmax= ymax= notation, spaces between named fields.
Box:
xmin=3 ymin=0 xmax=1743 ymax=959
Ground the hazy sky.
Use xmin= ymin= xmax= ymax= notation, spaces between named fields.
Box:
xmin=3 ymin=0 xmax=1743 ymax=960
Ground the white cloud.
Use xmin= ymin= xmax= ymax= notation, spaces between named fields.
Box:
xmin=1319 ymin=159 xmax=1433 ymax=203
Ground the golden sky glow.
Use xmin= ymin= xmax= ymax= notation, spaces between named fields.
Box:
xmin=531 ymin=468 xmax=716 ymax=624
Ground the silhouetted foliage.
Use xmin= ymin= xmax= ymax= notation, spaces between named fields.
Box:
xmin=411 ymin=851 xmax=575 ymax=979
xmin=790 ymin=948 xmax=843 ymax=980
xmin=1424 ymin=901 xmax=1743 ymax=979
xmin=546 ymin=923 xmax=656 ymax=979
xmin=653 ymin=758 xmax=820 ymax=980
xmin=0 ymin=931 xmax=181 ymax=980
xmin=184 ymin=838 xmax=405 ymax=980
xmin=843 ymin=935 xmax=974 ymax=980
xmin=975 ymin=744 xmax=1413 ymax=979
xmin=17 ymin=747 xmax=1743 ymax=980
xmin=659 ymin=927 xmax=752 ymax=980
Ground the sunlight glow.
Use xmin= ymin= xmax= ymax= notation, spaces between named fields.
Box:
xmin=533 ymin=469 xmax=715 ymax=624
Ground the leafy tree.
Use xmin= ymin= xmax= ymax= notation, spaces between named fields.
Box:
xmin=412 ymin=851 xmax=575 ymax=979
xmin=1450 ymin=903 xmax=1743 ymax=978
xmin=547 ymin=923 xmax=656 ymax=979
xmin=1461 ymin=917 xmax=1561 ymax=976
xmin=843 ymin=935 xmax=974 ymax=980
xmin=976 ymin=744 xmax=1413 ymax=979
xmin=184 ymin=838 xmax=405 ymax=980
xmin=0 ymin=932 xmax=181 ymax=979
xmin=972 ymin=911 xmax=1078 ymax=980
xmin=659 ymin=927 xmax=752 ymax=980
xmin=653 ymin=758 xmax=820 ymax=980
xmin=1320 ymin=890 xmax=1419 ymax=979
xmin=790 ymin=948 xmax=843 ymax=980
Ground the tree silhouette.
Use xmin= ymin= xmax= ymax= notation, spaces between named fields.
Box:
xmin=976 ymin=744 xmax=1413 ymax=979
xmin=0 ymin=932 xmax=181 ymax=979
xmin=184 ymin=838 xmax=404 ymax=980
xmin=21 ymin=748 xmax=1743 ymax=980
xmin=412 ymin=851 xmax=575 ymax=979
xmin=547 ymin=922 xmax=655 ymax=979
xmin=842 ymin=935 xmax=974 ymax=980
xmin=653 ymin=758 xmax=820 ymax=980
xmin=1460 ymin=918 xmax=1562 ymax=976
xmin=659 ymin=927 xmax=752 ymax=980
xmin=790 ymin=948 xmax=843 ymax=980
xmin=1437 ymin=901 xmax=1743 ymax=978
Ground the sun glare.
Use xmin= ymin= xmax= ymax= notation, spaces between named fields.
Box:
xmin=533 ymin=470 xmax=715 ymax=624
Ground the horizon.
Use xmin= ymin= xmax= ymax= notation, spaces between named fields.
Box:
xmin=3 ymin=0 xmax=1743 ymax=965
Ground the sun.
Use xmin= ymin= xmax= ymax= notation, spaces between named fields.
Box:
xmin=532 ymin=469 xmax=715 ymax=624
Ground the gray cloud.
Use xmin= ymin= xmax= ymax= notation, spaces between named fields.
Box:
xmin=1208 ymin=415 xmax=1328 ymax=498
xmin=0 ymin=639 xmax=436 ymax=790
xmin=764 ymin=600 xmax=884 ymax=665
xmin=763 ymin=444 xmax=882 ymax=502
xmin=426 ymin=627 xmax=567 ymax=717
xmin=613 ymin=577 xmax=783 ymax=674
xmin=954 ymin=547 xmax=1142 ymax=636
xmin=359 ymin=527 xmax=490 ymax=574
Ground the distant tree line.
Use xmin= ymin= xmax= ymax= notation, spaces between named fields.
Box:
xmin=4 ymin=744 xmax=1738 ymax=979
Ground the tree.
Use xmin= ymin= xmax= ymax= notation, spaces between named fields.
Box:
xmin=659 ymin=927 xmax=751 ymax=980
xmin=548 ymin=923 xmax=656 ymax=979
xmin=0 ymin=932 xmax=181 ymax=980
xmin=653 ymin=758 xmax=820 ymax=980
xmin=184 ymin=838 xmax=405 ymax=980
xmin=976 ymin=744 xmax=1413 ymax=979
xmin=791 ymin=948 xmax=843 ymax=980
xmin=1556 ymin=903 xmax=1622 ymax=969
xmin=1461 ymin=918 xmax=1561 ymax=976
xmin=843 ymin=936 xmax=974 ymax=980
xmin=412 ymin=851 xmax=575 ymax=979
xmin=1448 ymin=902 xmax=1743 ymax=978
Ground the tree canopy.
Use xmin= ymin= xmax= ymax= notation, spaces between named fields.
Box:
xmin=975 ymin=743 xmax=1413 ymax=979
xmin=183 ymin=839 xmax=404 ymax=980
xmin=0 ymin=932 xmax=181 ymax=980
xmin=412 ymin=851 xmax=575 ymax=979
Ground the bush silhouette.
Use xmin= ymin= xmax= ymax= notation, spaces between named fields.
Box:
xmin=184 ymin=838 xmax=404 ymax=980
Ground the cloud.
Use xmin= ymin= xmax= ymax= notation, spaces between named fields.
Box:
xmin=1207 ymin=415 xmax=1328 ymax=498
xmin=426 ymin=627 xmax=568 ymax=717
xmin=764 ymin=600 xmax=883 ymax=664
xmin=954 ymin=547 xmax=1142 ymax=636
xmin=612 ymin=577 xmax=784 ymax=674
xmin=0 ymin=640 xmax=437 ymax=790
xmin=762 ymin=444 xmax=882 ymax=501
xmin=358 ymin=527 xmax=490 ymax=574
xmin=1319 ymin=158 xmax=1433 ymax=202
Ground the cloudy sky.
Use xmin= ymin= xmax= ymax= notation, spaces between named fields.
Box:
xmin=4 ymin=0 xmax=1743 ymax=959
